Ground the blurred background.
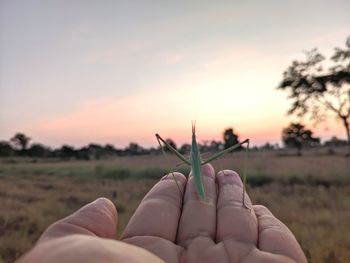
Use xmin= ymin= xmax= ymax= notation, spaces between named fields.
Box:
xmin=0 ymin=1 xmax=349 ymax=262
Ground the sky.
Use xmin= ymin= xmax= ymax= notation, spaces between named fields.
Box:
xmin=1 ymin=0 xmax=349 ymax=148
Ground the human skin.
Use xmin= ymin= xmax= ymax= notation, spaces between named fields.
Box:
xmin=17 ymin=164 xmax=307 ymax=263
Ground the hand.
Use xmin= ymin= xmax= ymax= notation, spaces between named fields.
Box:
xmin=17 ymin=164 xmax=307 ymax=263
xmin=121 ymin=164 xmax=307 ymax=263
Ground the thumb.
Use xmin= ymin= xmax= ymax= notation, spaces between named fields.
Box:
xmin=39 ymin=198 xmax=118 ymax=243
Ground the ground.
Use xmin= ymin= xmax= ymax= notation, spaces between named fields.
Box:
xmin=0 ymin=150 xmax=349 ymax=263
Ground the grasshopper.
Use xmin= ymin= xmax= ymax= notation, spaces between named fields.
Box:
xmin=156 ymin=122 xmax=249 ymax=208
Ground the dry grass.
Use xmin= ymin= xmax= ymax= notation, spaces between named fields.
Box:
xmin=0 ymin=175 xmax=155 ymax=262
xmin=0 ymin=153 xmax=349 ymax=263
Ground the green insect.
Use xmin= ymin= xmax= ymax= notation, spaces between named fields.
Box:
xmin=156 ymin=122 xmax=250 ymax=208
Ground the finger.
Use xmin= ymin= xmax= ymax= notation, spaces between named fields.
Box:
xmin=39 ymin=197 xmax=118 ymax=243
xmin=254 ymin=205 xmax=307 ymax=263
xmin=176 ymin=164 xmax=217 ymax=246
xmin=216 ymin=170 xmax=258 ymax=243
xmin=121 ymin=172 xmax=186 ymax=242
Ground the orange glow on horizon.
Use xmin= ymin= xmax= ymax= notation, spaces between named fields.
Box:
xmin=24 ymin=92 xmax=345 ymax=148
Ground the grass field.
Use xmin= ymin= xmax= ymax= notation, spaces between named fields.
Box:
xmin=0 ymin=152 xmax=349 ymax=263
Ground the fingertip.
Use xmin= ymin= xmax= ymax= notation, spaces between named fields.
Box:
xmin=93 ymin=197 xmax=115 ymax=206
xmin=254 ymin=204 xmax=308 ymax=263
xmin=73 ymin=197 xmax=118 ymax=238
xmin=253 ymin=205 xmax=273 ymax=217
xmin=39 ymin=197 xmax=118 ymax=242
xmin=122 ymin=172 xmax=185 ymax=241
xmin=190 ymin=163 xmax=215 ymax=181
xmin=217 ymin=170 xmax=243 ymax=186
xmin=200 ymin=163 xmax=215 ymax=179
xmin=94 ymin=197 xmax=118 ymax=225
xmin=161 ymin=172 xmax=187 ymax=185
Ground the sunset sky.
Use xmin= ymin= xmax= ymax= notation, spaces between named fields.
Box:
xmin=1 ymin=1 xmax=349 ymax=148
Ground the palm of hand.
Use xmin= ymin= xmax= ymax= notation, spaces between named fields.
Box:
xmin=121 ymin=165 xmax=306 ymax=263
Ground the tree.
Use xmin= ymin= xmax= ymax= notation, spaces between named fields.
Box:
xmin=199 ymin=140 xmax=223 ymax=153
xmin=278 ymin=36 xmax=350 ymax=154
xmin=324 ymin=136 xmax=348 ymax=147
xmin=104 ymin=144 xmax=117 ymax=155
xmin=76 ymin=147 xmax=91 ymax=160
xmin=282 ymin=123 xmax=320 ymax=155
xmin=223 ymin=128 xmax=240 ymax=150
xmin=0 ymin=141 xmax=15 ymax=157
xmin=163 ymin=139 xmax=177 ymax=153
xmin=179 ymin=143 xmax=191 ymax=154
xmin=87 ymin=143 xmax=104 ymax=159
xmin=58 ymin=145 xmax=76 ymax=159
xmin=27 ymin=143 xmax=51 ymax=157
xmin=125 ymin=142 xmax=143 ymax=155
xmin=10 ymin=133 xmax=31 ymax=152
xmin=259 ymin=142 xmax=275 ymax=151
xmin=209 ymin=140 xmax=223 ymax=152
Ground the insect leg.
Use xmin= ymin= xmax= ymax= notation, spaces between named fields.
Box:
xmin=156 ymin=134 xmax=190 ymax=197
xmin=201 ymin=139 xmax=249 ymax=165
xmin=242 ymin=139 xmax=250 ymax=209
xmin=156 ymin=134 xmax=191 ymax=165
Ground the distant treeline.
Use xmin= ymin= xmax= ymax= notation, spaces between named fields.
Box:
xmin=0 ymin=134 xmax=226 ymax=159
xmin=1 ymin=134 xmax=224 ymax=159
xmin=0 ymin=127 xmax=348 ymax=159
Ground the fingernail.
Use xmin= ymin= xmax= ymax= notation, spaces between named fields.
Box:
xmin=231 ymin=173 xmax=243 ymax=186
xmin=223 ymin=171 xmax=230 ymax=176
xmin=161 ymin=174 xmax=168 ymax=180
xmin=219 ymin=170 xmax=243 ymax=186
